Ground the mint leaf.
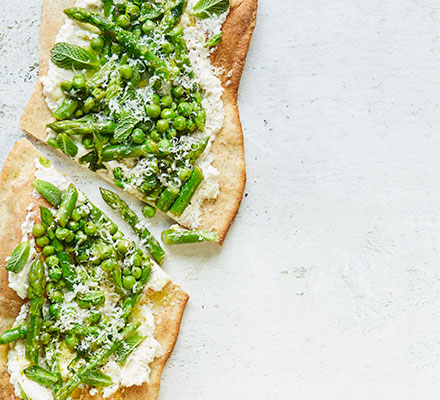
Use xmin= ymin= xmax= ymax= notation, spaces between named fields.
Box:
xmin=205 ymin=32 xmax=223 ymax=47
xmin=114 ymin=114 xmax=139 ymax=143
xmin=57 ymin=133 xmax=79 ymax=157
xmin=5 ymin=241 xmax=30 ymax=273
xmin=32 ymin=180 xmax=62 ymax=206
xmin=50 ymin=42 xmax=99 ymax=70
xmin=193 ymin=0 xmax=229 ymax=19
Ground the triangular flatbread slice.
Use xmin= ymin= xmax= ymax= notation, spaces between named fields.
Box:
xmin=21 ymin=0 xmax=258 ymax=243
xmin=0 ymin=138 xmax=188 ymax=400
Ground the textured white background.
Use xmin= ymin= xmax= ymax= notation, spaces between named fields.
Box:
xmin=2 ymin=0 xmax=440 ymax=399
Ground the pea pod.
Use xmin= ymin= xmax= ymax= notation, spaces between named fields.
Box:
xmin=57 ymin=251 xmax=75 ymax=291
xmin=0 ymin=324 xmax=27 ymax=344
xmin=40 ymin=207 xmax=57 ymax=239
xmin=53 ymin=98 xmax=78 ymax=120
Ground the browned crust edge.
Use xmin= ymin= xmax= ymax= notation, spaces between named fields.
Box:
xmin=0 ymin=139 xmax=189 ymax=400
xmin=21 ymin=0 xmax=258 ymax=244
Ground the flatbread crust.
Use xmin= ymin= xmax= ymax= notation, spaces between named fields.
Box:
xmin=0 ymin=139 xmax=189 ymax=400
xmin=21 ymin=0 xmax=258 ymax=244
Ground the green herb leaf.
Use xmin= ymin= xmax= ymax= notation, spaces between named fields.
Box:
xmin=114 ymin=114 xmax=139 ymax=143
xmin=24 ymin=366 xmax=59 ymax=388
xmin=80 ymin=369 xmax=113 ymax=387
xmin=205 ymin=31 xmax=223 ymax=47
xmin=57 ymin=133 xmax=79 ymax=157
xmin=116 ymin=335 xmax=146 ymax=363
xmin=32 ymin=180 xmax=62 ymax=206
xmin=5 ymin=241 xmax=30 ymax=273
xmin=50 ymin=42 xmax=99 ymax=70
xmin=192 ymin=0 xmax=229 ymax=19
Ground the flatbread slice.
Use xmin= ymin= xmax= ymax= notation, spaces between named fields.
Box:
xmin=0 ymin=138 xmax=188 ymax=400
xmin=21 ymin=0 xmax=258 ymax=244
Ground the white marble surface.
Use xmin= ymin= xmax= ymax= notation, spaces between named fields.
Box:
xmin=2 ymin=0 xmax=440 ymax=398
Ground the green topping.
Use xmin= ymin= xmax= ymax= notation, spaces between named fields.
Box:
xmin=80 ymin=369 xmax=113 ymax=387
xmin=0 ymin=325 xmax=27 ymax=345
xmin=161 ymin=227 xmax=218 ymax=244
xmin=192 ymin=0 xmax=229 ymax=19
xmin=50 ymin=42 xmax=99 ymax=70
xmin=116 ymin=335 xmax=145 ymax=363
xmin=205 ymin=31 xmax=223 ymax=47
xmin=56 ymin=184 xmax=78 ymax=227
xmin=5 ymin=241 xmax=30 ymax=273
xmin=32 ymin=180 xmax=62 ymax=207
xmin=18 ymin=383 xmax=30 ymax=400
xmin=24 ymin=366 xmax=59 ymax=388
xmin=57 ymin=133 xmax=79 ymax=157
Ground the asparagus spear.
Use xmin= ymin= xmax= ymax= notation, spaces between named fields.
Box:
xmin=47 ymin=119 xmax=116 ymax=135
xmin=169 ymin=166 xmax=203 ymax=216
xmin=99 ymin=188 xmax=165 ymax=264
xmin=55 ymin=322 xmax=140 ymax=400
xmin=161 ymin=227 xmax=218 ymax=244
xmin=56 ymin=183 xmax=78 ymax=227
xmin=0 ymin=325 xmax=27 ymax=344
xmin=102 ymin=143 xmax=148 ymax=161
xmin=25 ymin=257 xmax=45 ymax=364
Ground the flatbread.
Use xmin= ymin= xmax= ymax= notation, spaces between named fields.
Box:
xmin=21 ymin=0 xmax=258 ymax=244
xmin=0 ymin=139 xmax=189 ymax=400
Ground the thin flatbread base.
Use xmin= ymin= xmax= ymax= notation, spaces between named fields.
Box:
xmin=0 ymin=139 xmax=189 ymax=400
xmin=21 ymin=0 xmax=258 ymax=244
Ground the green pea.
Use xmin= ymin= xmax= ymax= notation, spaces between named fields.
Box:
xmin=158 ymin=138 xmax=172 ymax=156
xmin=84 ymin=222 xmax=97 ymax=236
xmin=117 ymin=239 xmax=129 ymax=254
xmin=171 ymin=85 xmax=184 ymax=98
xmin=36 ymin=236 xmax=50 ymax=247
xmin=131 ymin=128 xmax=145 ymax=144
xmin=132 ymin=266 xmax=142 ymax=280
xmin=113 ymin=230 xmax=124 ymax=241
xmin=162 ymin=42 xmax=174 ymax=55
xmin=142 ymin=204 xmax=156 ymax=219
xmin=123 ymin=275 xmax=136 ymax=290
xmin=50 ymin=290 xmax=64 ymax=303
xmin=82 ymin=136 xmax=94 ymax=149
xmin=122 ymin=267 xmax=131 ymax=276
xmin=72 ymin=74 xmax=86 ymax=90
xmin=56 ymin=280 xmax=66 ymax=290
xmin=74 ymin=109 xmax=84 ymax=118
xmin=186 ymin=118 xmax=196 ymax=132
xmin=145 ymin=138 xmax=158 ymax=153
xmin=46 ymin=255 xmax=60 ymax=267
xmin=75 ymin=230 xmax=87 ymax=245
xmin=142 ymin=20 xmax=155 ymax=33
xmin=150 ymin=130 xmax=161 ymax=142
xmin=126 ymin=3 xmax=140 ymax=19
xmin=132 ymin=253 xmax=143 ymax=267
xmin=161 ymin=108 xmax=175 ymax=120
xmin=65 ymin=334 xmax=79 ymax=349
xmin=43 ymin=245 xmax=55 ymax=256
xmin=111 ymin=42 xmax=122 ymax=55
xmin=177 ymin=102 xmax=193 ymax=117
xmin=170 ymin=65 xmax=180 ymax=78
xmin=49 ymin=304 xmax=60 ymax=319
xmin=49 ymin=266 xmax=62 ymax=282
xmin=60 ymin=80 xmax=72 ymax=93
xmin=67 ymin=221 xmax=80 ymax=232
xmin=147 ymin=103 xmax=161 ymax=119
xmin=71 ymin=208 xmax=82 ymax=222
xmin=32 ymin=223 xmax=46 ymax=237
xmin=161 ymin=95 xmax=173 ymax=107
xmin=156 ymin=119 xmax=169 ymax=133
xmin=47 ymin=138 xmax=59 ymax=149
xmin=101 ymin=258 xmax=116 ymax=272
xmin=46 ymin=282 xmax=55 ymax=295
xmin=55 ymin=227 xmax=70 ymax=241
xmin=166 ymin=128 xmax=177 ymax=140
xmin=116 ymin=14 xmax=131 ymax=29
xmin=108 ymin=222 xmax=118 ymax=235
xmin=178 ymin=167 xmax=192 ymax=182
xmin=91 ymin=36 xmax=105 ymax=52
xmin=173 ymin=115 xmax=186 ymax=131
xmin=40 ymin=332 xmax=51 ymax=345
xmin=120 ymin=64 xmax=133 ymax=80
xmin=83 ymin=97 xmax=95 ymax=113
xmin=89 ymin=312 xmax=102 ymax=324
xmin=65 ymin=230 xmax=75 ymax=243
xmin=151 ymin=93 xmax=160 ymax=105
xmin=76 ymin=252 xmax=89 ymax=263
